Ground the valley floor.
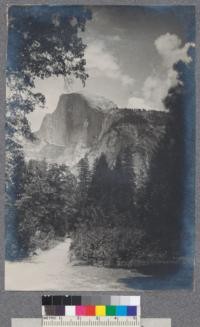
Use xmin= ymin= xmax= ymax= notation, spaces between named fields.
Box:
xmin=5 ymin=238 xmax=192 ymax=290
xmin=5 ymin=238 xmax=140 ymax=291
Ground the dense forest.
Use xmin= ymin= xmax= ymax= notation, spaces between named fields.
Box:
xmin=6 ymin=97 xmax=189 ymax=269
xmin=6 ymin=60 xmax=195 ymax=271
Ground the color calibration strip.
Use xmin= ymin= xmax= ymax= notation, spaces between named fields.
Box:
xmin=42 ymin=296 xmax=140 ymax=317
xmin=43 ymin=305 xmax=139 ymax=316
xmin=42 ymin=295 xmax=140 ymax=306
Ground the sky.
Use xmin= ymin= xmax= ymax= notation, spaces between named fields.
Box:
xmin=26 ymin=6 xmax=195 ymax=131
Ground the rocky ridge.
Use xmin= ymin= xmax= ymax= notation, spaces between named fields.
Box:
xmin=23 ymin=92 xmax=168 ymax=187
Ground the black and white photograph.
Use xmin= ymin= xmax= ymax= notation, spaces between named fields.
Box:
xmin=5 ymin=5 xmax=195 ymax=290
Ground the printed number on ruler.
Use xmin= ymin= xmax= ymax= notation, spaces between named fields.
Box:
xmin=42 ymin=316 xmax=141 ymax=327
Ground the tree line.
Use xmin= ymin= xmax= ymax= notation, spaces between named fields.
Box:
xmin=6 ymin=123 xmax=184 ymax=269
xmin=6 ymin=59 xmax=195 ymax=267
xmin=6 ymin=160 xmax=77 ymax=259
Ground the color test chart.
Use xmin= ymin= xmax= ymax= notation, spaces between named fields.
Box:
xmin=42 ymin=296 xmax=141 ymax=317
xmin=42 ymin=296 xmax=141 ymax=327
xmin=42 ymin=296 xmax=141 ymax=306
xmin=43 ymin=305 xmax=139 ymax=317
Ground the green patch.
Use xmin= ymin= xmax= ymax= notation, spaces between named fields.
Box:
xmin=106 ymin=306 xmax=116 ymax=316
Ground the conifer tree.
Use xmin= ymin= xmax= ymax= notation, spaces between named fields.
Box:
xmin=87 ymin=154 xmax=113 ymax=214
xmin=77 ymin=157 xmax=91 ymax=204
xmin=113 ymin=147 xmax=135 ymax=216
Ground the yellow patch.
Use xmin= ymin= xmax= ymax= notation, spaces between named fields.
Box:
xmin=95 ymin=306 xmax=106 ymax=316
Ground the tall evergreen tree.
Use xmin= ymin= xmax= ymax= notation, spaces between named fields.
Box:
xmin=46 ymin=164 xmax=76 ymax=236
xmin=88 ymin=154 xmax=113 ymax=213
xmin=5 ymin=152 xmax=26 ymax=259
xmin=140 ymin=59 xmax=195 ymax=261
xmin=14 ymin=161 xmax=76 ymax=255
xmin=77 ymin=157 xmax=91 ymax=204
xmin=113 ymin=147 xmax=135 ymax=216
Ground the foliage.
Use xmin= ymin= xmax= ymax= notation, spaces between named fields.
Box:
xmin=70 ymin=151 xmax=146 ymax=268
xmin=7 ymin=6 xmax=91 ymax=85
xmin=6 ymin=160 xmax=77 ymax=258
xmin=70 ymin=57 xmax=195 ymax=268
xmin=5 ymin=151 xmax=27 ymax=259
xmin=77 ymin=157 xmax=91 ymax=205
xmin=5 ymin=6 xmax=91 ymax=259
xmin=6 ymin=5 xmax=91 ymax=175
xmin=71 ymin=225 xmax=145 ymax=268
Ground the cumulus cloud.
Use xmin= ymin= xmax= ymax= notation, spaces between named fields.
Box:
xmin=128 ymin=33 xmax=195 ymax=110
xmin=112 ymin=35 xmax=121 ymax=41
xmin=155 ymin=33 xmax=194 ymax=68
xmin=127 ymin=96 xmax=152 ymax=110
xmin=85 ymin=40 xmax=134 ymax=86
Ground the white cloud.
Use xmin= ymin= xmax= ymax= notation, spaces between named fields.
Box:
xmin=122 ymin=75 xmax=135 ymax=86
xmin=155 ymin=33 xmax=195 ymax=68
xmin=85 ymin=40 xmax=134 ymax=86
xmin=128 ymin=33 xmax=195 ymax=110
xmin=112 ymin=35 xmax=121 ymax=41
xmin=105 ymin=34 xmax=121 ymax=42
xmin=128 ymin=96 xmax=153 ymax=110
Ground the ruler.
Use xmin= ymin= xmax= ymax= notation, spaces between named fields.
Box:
xmin=42 ymin=316 xmax=141 ymax=327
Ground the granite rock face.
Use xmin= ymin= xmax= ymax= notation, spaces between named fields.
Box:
xmin=24 ymin=92 xmax=168 ymax=186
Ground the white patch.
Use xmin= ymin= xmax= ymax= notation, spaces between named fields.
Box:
xmin=127 ymin=96 xmax=153 ymax=110
xmin=85 ymin=40 xmax=135 ymax=86
xmin=128 ymin=33 xmax=195 ymax=110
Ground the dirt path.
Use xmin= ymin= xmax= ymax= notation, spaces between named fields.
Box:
xmin=5 ymin=238 xmax=138 ymax=290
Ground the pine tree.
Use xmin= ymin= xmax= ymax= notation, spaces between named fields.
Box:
xmin=88 ymin=154 xmax=113 ymax=214
xmin=5 ymin=152 xmax=26 ymax=259
xmin=45 ymin=164 xmax=76 ymax=236
xmin=14 ymin=161 xmax=76 ymax=255
xmin=77 ymin=157 xmax=91 ymax=204
xmin=140 ymin=59 xmax=195 ymax=262
xmin=113 ymin=147 xmax=135 ymax=216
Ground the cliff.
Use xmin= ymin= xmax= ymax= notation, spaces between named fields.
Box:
xmin=23 ymin=92 xmax=168 ymax=186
